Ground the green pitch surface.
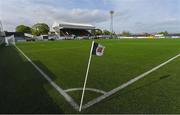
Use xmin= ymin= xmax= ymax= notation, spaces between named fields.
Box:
xmin=0 ymin=39 xmax=180 ymax=113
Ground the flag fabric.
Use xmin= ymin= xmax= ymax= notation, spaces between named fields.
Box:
xmin=92 ymin=42 xmax=105 ymax=56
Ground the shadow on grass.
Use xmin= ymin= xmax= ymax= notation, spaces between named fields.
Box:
xmin=96 ymin=74 xmax=171 ymax=107
xmin=0 ymin=46 xmax=64 ymax=113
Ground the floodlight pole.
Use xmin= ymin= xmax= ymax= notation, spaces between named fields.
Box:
xmin=79 ymin=40 xmax=94 ymax=112
xmin=110 ymin=10 xmax=114 ymax=38
xmin=0 ymin=20 xmax=3 ymax=32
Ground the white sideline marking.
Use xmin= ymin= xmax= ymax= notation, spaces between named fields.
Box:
xmin=15 ymin=46 xmax=79 ymax=111
xmin=82 ymin=53 xmax=180 ymax=110
xmin=65 ymin=88 xmax=107 ymax=94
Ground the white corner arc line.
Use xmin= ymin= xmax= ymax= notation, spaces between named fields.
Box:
xmin=15 ymin=46 xmax=79 ymax=111
xmin=65 ymin=88 xmax=107 ymax=94
xmin=82 ymin=53 xmax=180 ymax=110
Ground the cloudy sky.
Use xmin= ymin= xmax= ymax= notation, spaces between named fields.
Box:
xmin=0 ymin=0 xmax=180 ymax=33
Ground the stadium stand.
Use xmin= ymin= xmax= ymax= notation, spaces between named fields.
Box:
xmin=52 ymin=21 xmax=95 ymax=39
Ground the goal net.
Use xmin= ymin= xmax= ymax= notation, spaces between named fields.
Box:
xmin=5 ymin=35 xmax=15 ymax=46
xmin=0 ymin=37 xmax=4 ymax=45
xmin=0 ymin=35 xmax=15 ymax=46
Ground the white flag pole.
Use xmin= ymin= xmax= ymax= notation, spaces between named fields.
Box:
xmin=79 ymin=40 xmax=94 ymax=112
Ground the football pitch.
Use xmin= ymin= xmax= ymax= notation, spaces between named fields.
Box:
xmin=0 ymin=39 xmax=180 ymax=113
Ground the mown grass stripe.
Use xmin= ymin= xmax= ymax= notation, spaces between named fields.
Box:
xmin=15 ymin=45 xmax=80 ymax=111
xmin=82 ymin=53 xmax=180 ymax=110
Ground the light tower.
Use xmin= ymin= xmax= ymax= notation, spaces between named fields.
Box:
xmin=0 ymin=20 xmax=3 ymax=32
xmin=110 ymin=10 xmax=114 ymax=38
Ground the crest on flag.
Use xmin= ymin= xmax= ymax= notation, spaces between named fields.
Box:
xmin=92 ymin=42 xmax=105 ymax=56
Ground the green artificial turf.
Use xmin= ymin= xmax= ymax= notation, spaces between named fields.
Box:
xmin=0 ymin=39 xmax=180 ymax=113
xmin=0 ymin=46 xmax=69 ymax=113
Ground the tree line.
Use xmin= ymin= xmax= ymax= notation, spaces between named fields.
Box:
xmin=16 ymin=23 xmax=115 ymax=36
xmin=16 ymin=23 xmax=50 ymax=36
xmin=16 ymin=23 xmax=169 ymax=37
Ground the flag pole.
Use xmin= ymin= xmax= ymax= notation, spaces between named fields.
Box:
xmin=79 ymin=40 xmax=94 ymax=112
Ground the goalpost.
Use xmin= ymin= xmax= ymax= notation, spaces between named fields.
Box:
xmin=0 ymin=36 xmax=4 ymax=46
xmin=5 ymin=35 xmax=15 ymax=46
xmin=0 ymin=20 xmax=5 ymax=46
xmin=0 ymin=20 xmax=15 ymax=46
xmin=0 ymin=35 xmax=15 ymax=46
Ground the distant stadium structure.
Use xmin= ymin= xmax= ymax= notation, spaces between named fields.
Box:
xmin=52 ymin=21 xmax=95 ymax=40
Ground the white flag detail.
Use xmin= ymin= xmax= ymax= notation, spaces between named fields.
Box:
xmin=92 ymin=42 xmax=105 ymax=56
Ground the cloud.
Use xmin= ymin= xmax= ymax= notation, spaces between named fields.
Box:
xmin=99 ymin=0 xmax=180 ymax=33
xmin=0 ymin=0 xmax=180 ymax=33
xmin=0 ymin=0 xmax=110 ymax=31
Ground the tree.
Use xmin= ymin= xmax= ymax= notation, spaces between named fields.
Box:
xmin=95 ymin=29 xmax=103 ymax=35
xmin=32 ymin=23 xmax=50 ymax=36
xmin=158 ymin=31 xmax=168 ymax=36
xmin=164 ymin=31 xmax=168 ymax=36
xmin=15 ymin=25 xmax=32 ymax=33
xmin=122 ymin=31 xmax=131 ymax=36
xmin=103 ymin=30 xmax=111 ymax=35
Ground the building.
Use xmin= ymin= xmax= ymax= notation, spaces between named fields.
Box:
xmin=4 ymin=32 xmax=26 ymax=42
xmin=52 ymin=21 xmax=95 ymax=40
xmin=167 ymin=33 xmax=180 ymax=38
xmin=117 ymin=33 xmax=154 ymax=39
xmin=154 ymin=34 xmax=165 ymax=39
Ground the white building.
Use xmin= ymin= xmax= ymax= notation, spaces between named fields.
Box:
xmin=52 ymin=21 xmax=95 ymax=40
xmin=154 ymin=34 xmax=165 ymax=39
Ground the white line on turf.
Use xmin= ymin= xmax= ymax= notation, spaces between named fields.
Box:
xmin=65 ymin=88 xmax=107 ymax=94
xmin=82 ymin=53 xmax=180 ymax=110
xmin=15 ymin=45 xmax=80 ymax=111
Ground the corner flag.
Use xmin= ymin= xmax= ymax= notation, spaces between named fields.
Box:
xmin=79 ymin=41 xmax=105 ymax=112
xmin=92 ymin=42 xmax=105 ymax=56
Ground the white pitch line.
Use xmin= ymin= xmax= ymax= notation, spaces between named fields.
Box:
xmin=15 ymin=45 xmax=79 ymax=111
xmin=65 ymin=88 xmax=107 ymax=94
xmin=82 ymin=53 xmax=180 ymax=110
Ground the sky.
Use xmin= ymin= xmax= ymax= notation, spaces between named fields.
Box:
xmin=0 ymin=0 xmax=180 ymax=33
